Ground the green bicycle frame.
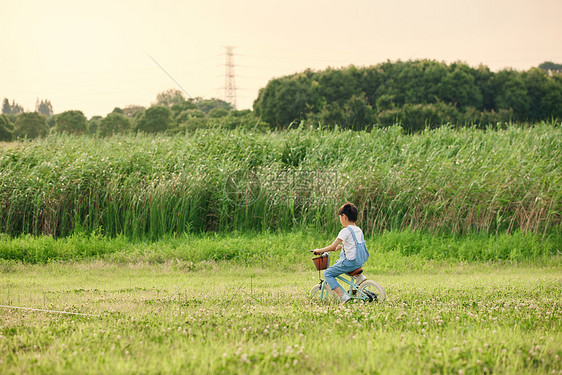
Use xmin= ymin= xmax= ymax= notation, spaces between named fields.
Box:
xmin=318 ymin=274 xmax=370 ymax=300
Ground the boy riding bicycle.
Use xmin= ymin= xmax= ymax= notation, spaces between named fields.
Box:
xmin=313 ymin=202 xmax=369 ymax=303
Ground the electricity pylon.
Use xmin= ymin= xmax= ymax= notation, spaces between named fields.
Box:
xmin=224 ymin=46 xmax=237 ymax=109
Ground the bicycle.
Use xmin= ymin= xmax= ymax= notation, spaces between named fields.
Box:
xmin=309 ymin=253 xmax=386 ymax=302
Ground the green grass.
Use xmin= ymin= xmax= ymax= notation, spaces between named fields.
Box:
xmin=0 ymin=123 xmax=560 ymax=239
xmin=1 ymin=259 xmax=560 ymax=374
xmin=0 ymin=229 xmax=559 ymax=264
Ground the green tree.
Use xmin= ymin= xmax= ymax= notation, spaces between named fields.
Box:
xmin=135 ymin=106 xmax=172 ymax=133
xmin=375 ymin=94 xmax=396 ymax=112
xmin=521 ymin=68 xmax=550 ymax=121
xmin=195 ymin=98 xmax=232 ymax=114
xmin=2 ymin=98 xmax=24 ymax=115
xmin=0 ymin=114 xmax=14 ymax=141
xmin=12 ymin=101 xmax=24 ymax=114
xmin=385 ymin=60 xmax=448 ymax=105
xmin=493 ymin=70 xmax=530 ymax=120
xmin=176 ymin=108 xmax=206 ymax=123
xmin=316 ymin=67 xmax=358 ymax=105
xmin=254 ymin=72 xmax=318 ymax=128
xmin=310 ymin=101 xmax=346 ymax=126
xmin=540 ymin=76 xmax=562 ymax=119
xmin=220 ymin=109 xmax=266 ymax=130
xmin=208 ymin=107 xmax=229 ymax=118
xmin=13 ymin=112 xmax=49 ymax=139
xmin=156 ymin=89 xmax=186 ymax=107
xmin=35 ymin=99 xmax=53 ymax=117
xmin=377 ymin=102 xmax=459 ymax=131
xmin=254 ymin=60 xmax=560 ymax=129
xmin=344 ymin=94 xmax=375 ymax=129
xmin=538 ymin=61 xmax=562 ymax=73
xmin=473 ymin=65 xmax=495 ymax=111
xmin=174 ymin=109 xmax=207 ymax=132
xmin=309 ymin=93 xmax=375 ymax=129
xmin=88 ymin=116 xmax=102 ymax=135
xmin=122 ymin=105 xmax=146 ymax=118
xmin=98 ymin=113 xmax=132 ymax=137
xmin=55 ymin=110 xmax=88 ymax=135
xmin=2 ymin=99 xmax=11 ymax=114
xmin=437 ymin=63 xmax=482 ymax=109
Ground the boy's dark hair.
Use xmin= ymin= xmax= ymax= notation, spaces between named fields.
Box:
xmin=338 ymin=202 xmax=358 ymax=222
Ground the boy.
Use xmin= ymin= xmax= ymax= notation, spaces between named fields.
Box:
xmin=313 ymin=202 xmax=368 ymax=303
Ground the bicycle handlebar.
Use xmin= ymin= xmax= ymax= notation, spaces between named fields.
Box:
xmin=310 ymin=250 xmax=329 ymax=257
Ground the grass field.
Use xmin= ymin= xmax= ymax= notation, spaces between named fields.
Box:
xmin=1 ymin=257 xmax=560 ymax=374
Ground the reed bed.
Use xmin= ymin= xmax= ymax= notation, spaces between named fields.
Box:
xmin=0 ymin=123 xmax=560 ymax=239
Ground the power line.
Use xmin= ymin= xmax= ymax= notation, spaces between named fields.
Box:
xmin=145 ymin=51 xmax=195 ymax=100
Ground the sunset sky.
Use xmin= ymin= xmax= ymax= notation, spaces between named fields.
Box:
xmin=1 ymin=0 xmax=561 ymax=118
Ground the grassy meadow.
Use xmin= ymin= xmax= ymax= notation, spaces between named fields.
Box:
xmin=1 ymin=256 xmax=560 ymax=374
xmin=1 ymin=123 xmax=561 ymax=374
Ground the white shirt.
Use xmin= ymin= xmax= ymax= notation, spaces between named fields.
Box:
xmin=337 ymin=225 xmax=364 ymax=261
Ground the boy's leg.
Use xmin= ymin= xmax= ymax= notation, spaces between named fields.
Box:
xmin=324 ymin=266 xmax=349 ymax=302
xmin=324 ymin=262 xmax=350 ymax=295
xmin=325 ymin=260 xmax=364 ymax=301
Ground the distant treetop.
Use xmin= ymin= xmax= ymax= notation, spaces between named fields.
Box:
xmin=538 ymin=61 xmax=562 ymax=73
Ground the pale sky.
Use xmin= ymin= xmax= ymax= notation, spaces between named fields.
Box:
xmin=1 ymin=0 xmax=561 ymax=118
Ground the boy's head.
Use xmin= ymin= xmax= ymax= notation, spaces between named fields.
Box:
xmin=338 ymin=202 xmax=358 ymax=223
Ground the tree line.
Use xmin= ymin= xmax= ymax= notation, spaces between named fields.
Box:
xmin=0 ymin=90 xmax=263 ymax=141
xmin=1 ymin=60 xmax=561 ymax=141
xmin=254 ymin=60 xmax=562 ymax=131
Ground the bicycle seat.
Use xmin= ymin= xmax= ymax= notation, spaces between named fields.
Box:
xmin=347 ymin=267 xmax=363 ymax=276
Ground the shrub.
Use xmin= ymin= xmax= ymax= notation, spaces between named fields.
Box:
xmin=98 ymin=113 xmax=132 ymax=137
xmin=135 ymin=106 xmax=172 ymax=133
xmin=55 ymin=110 xmax=88 ymax=135
xmin=0 ymin=114 xmax=14 ymax=141
xmin=13 ymin=112 xmax=49 ymax=139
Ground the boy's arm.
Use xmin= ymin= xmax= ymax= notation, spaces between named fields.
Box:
xmin=313 ymin=238 xmax=342 ymax=255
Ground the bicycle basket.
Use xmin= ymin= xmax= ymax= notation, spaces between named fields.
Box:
xmin=312 ymin=255 xmax=329 ymax=271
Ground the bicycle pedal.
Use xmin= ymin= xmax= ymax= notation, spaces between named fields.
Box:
xmin=364 ymin=291 xmax=378 ymax=302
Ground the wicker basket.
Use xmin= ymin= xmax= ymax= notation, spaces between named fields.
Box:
xmin=312 ymin=255 xmax=329 ymax=271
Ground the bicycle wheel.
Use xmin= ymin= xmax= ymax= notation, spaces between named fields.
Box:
xmin=310 ymin=283 xmax=336 ymax=301
xmin=359 ymin=280 xmax=386 ymax=302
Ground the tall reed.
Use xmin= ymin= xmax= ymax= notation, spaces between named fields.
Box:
xmin=0 ymin=123 xmax=560 ymax=239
